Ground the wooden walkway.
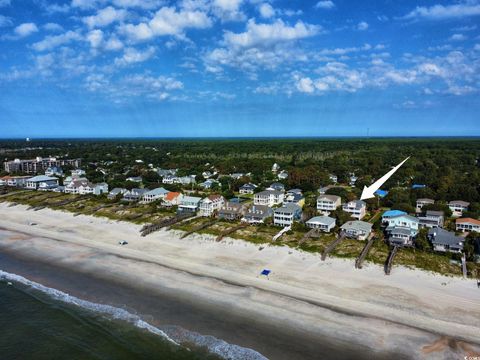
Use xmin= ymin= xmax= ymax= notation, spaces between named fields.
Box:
xmin=181 ymin=219 xmax=219 ymax=239
xmin=355 ymin=234 xmax=376 ymax=269
xmin=385 ymin=246 xmax=399 ymax=275
xmin=298 ymin=228 xmax=319 ymax=245
xmin=321 ymin=232 xmax=346 ymax=261
xmin=140 ymin=213 xmax=194 ymax=237
xmin=216 ymin=223 xmax=248 ymax=242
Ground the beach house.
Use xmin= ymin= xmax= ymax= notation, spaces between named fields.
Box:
xmin=122 ymin=188 xmax=148 ymax=202
xmin=25 ymin=175 xmax=59 ymax=190
xmin=383 ymin=214 xmax=419 ymax=247
xmin=418 ymin=210 xmax=444 ymax=228
xmin=108 ymin=187 xmax=127 ymax=200
xmin=416 ymin=198 xmax=434 ymax=213
xmin=456 ymin=218 xmax=480 ymax=232
xmin=284 ymin=190 xmax=305 ymax=208
xmin=448 ymin=200 xmax=470 ymax=217
xmin=142 ymin=187 xmax=170 ymax=203
xmin=340 ymin=221 xmax=372 ymax=240
xmin=178 ymin=196 xmax=202 ymax=214
xmin=199 ymin=195 xmax=225 ymax=217
xmin=381 ymin=210 xmax=407 ymax=224
xmin=218 ymin=201 xmax=247 ymax=220
xmin=199 ymin=179 xmax=220 ymax=190
xmin=239 ymin=183 xmax=257 ymax=194
xmin=316 ymin=195 xmax=341 ymax=215
xmin=267 ymin=182 xmax=285 ymax=192
xmin=306 ymin=216 xmax=336 ymax=232
xmin=0 ymin=176 xmax=30 ymax=187
xmin=242 ymin=205 xmax=273 ymax=224
xmin=342 ymin=200 xmax=367 ymax=220
xmin=254 ymin=190 xmax=284 ymax=207
xmin=428 ymin=228 xmax=464 ymax=253
xmin=273 ymin=203 xmax=302 ymax=227
xmin=163 ymin=192 xmax=182 ymax=206
xmin=45 ymin=166 xmax=63 ymax=177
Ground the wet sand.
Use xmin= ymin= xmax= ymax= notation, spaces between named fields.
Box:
xmin=1 ymin=203 xmax=480 ymax=359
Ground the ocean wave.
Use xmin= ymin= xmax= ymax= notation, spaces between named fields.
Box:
xmin=0 ymin=269 xmax=268 ymax=360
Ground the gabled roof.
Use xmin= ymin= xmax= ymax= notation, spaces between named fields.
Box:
xmin=456 ymin=217 xmax=480 ymax=225
xmin=449 ymin=200 xmax=470 ymax=207
xmin=429 ymin=228 xmax=464 ymax=247
xmin=417 ymin=198 xmax=434 ymax=203
xmin=145 ymin=187 xmax=169 ymax=196
xmin=256 ymin=189 xmax=283 ymax=196
xmin=343 ymin=200 xmax=366 ymax=209
xmin=274 ymin=203 xmax=301 ymax=214
xmin=165 ymin=191 xmax=181 ymax=201
xmin=318 ymin=194 xmax=340 ymax=202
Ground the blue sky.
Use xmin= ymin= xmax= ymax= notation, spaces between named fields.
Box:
xmin=1 ymin=0 xmax=480 ymax=138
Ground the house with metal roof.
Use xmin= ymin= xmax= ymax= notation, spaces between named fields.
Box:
xmin=381 ymin=210 xmax=407 ymax=223
xmin=340 ymin=220 xmax=372 ymax=240
xmin=267 ymin=182 xmax=285 ymax=192
xmin=273 ymin=203 xmax=302 ymax=227
xmin=383 ymin=214 xmax=419 ymax=246
xmin=25 ymin=175 xmax=59 ymax=190
xmin=142 ymin=187 xmax=170 ymax=203
xmin=428 ymin=228 xmax=464 ymax=253
xmin=108 ymin=187 xmax=127 ymax=200
xmin=178 ymin=196 xmax=202 ymax=213
xmin=306 ymin=216 xmax=336 ymax=232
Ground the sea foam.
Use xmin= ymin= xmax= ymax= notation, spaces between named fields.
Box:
xmin=0 ymin=269 xmax=268 ymax=360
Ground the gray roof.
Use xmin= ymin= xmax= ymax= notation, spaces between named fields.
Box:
xmin=246 ymin=205 xmax=272 ymax=216
xmin=389 ymin=227 xmax=412 ymax=236
xmin=417 ymin=198 xmax=435 ymax=203
xmin=307 ymin=216 xmax=336 ymax=227
xmin=274 ymin=203 xmax=301 ymax=215
xmin=256 ymin=189 xmax=283 ymax=196
xmin=429 ymin=228 xmax=464 ymax=247
xmin=27 ymin=175 xmax=58 ymax=182
xmin=341 ymin=220 xmax=372 ymax=233
xmin=426 ymin=210 xmax=444 ymax=217
xmin=343 ymin=200 xmax=366 ymax=209
xmin=318 ymin=194 xmax=340 ymax=202
xmin=449 ymin=200 xmax=470 ymax=206
xmin=240 ymin=183 xmax=257 ymax=189
xmin=145 ymin=187 xmax=169 ymax=196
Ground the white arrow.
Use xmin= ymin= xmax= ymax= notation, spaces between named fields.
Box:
xmin=360 ymin=156 xmax=410 ymax=200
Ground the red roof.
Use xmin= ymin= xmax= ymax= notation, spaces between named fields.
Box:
xmin=165 ymin=192 xmax=180 ymax=201
xmin=456 ymin=218 xmax=480 ymax=225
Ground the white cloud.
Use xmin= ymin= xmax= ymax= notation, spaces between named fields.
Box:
xmin=83 ymin=6 xmax=127 ymax=28
xmin=112 ymin=0 xmax=162 ymax=9
xmin=402 ymin=3 xmax=480 ymax=21
xmin=296 ymin=77 xmax=315 ymax=93
xmin=357 ymin=21 xmax=368 ymax=31
xmin=315 ymin=1 xmax=334 ymax=9
xmin=449 ymin=33 xmax=467 ymax=41
xmin=121 ymin=6 xmax=212 ymax=41
xmin=14 ymin=23 xmax=39 ymax=38
xmin=211 ymin=0 xmax=245 ymax=21
xmin=114 ymin=46 xmax=155 ymax=66
xmin=0 ymin=15 xmax=12 ymax=27
xmin=259 ymin=3 xmax=275 ymax=18
xmin=223 ymin=19 xmax=320 ymax=48
xmin=71 ymin=0 xmax=102 ymax=9
xmin=32 ymin=31 xmax=82 ymax=51
xmin=87 ymin=29 xmax=104 ymax=48
xmin=43 ymin=23 xmax=64 ymax=32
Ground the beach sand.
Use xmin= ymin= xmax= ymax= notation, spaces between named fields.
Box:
xmin=0 ymin=202 xmax=479 ymax=359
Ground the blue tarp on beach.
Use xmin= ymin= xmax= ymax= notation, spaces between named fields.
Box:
xmin=260 ymin=269 xmax=271 ymax=276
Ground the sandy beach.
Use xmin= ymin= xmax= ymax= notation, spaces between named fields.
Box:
xmin=1 ymin=202 xmax=479 ymax=359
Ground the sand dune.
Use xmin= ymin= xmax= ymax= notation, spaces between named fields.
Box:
xmin=0 ymin=202 xmax=479 ymax=359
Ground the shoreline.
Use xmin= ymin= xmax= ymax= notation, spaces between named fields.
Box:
xmin=1 ymin=202 xmax=480 ymax=359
